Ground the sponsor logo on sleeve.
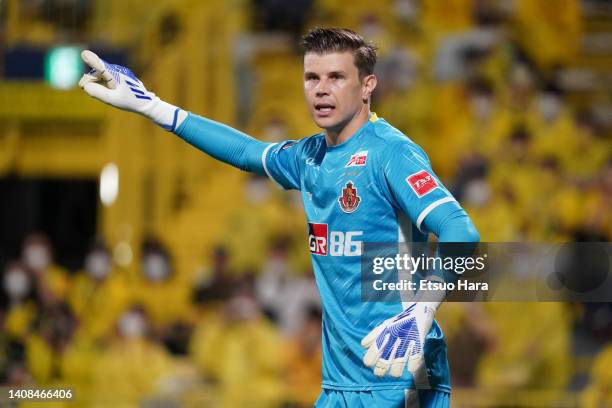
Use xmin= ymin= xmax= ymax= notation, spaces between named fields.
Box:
xmin=345 ymin=151 xmax=368 ymax=167
xmin=281 ymin=142 xmax=295 ymax=150
xmin=308 ymin=223 xmax=328 ymax=255
xmin=406 ymin=170 xmax=438 ymax=197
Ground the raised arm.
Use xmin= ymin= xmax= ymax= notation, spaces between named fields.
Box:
xmin=79 ymin=50 xmax=270 ymax=174
xmin=174 ymin=114 xmax=269 ymax=174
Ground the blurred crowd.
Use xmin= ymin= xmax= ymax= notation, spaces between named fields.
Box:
xmin=1 ymin=0 xmax=612 ymax=407
xmin=1 ymin=236 xmax=610 ymax=407
xmin=1 ymin=232 xmax=322 ymax=406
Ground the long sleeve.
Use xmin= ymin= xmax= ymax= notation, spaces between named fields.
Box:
xmin=424 ymin=205 xmax=480 ymax=243
xmin=174 ymin=112 xmax=272 ymax=175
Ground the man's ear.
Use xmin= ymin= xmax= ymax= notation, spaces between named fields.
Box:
xmin=362 ymin=74 xmax=378 ymax=103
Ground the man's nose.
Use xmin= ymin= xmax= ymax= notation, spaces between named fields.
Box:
xmin=315 ymin=78 xmax=330 ymax=96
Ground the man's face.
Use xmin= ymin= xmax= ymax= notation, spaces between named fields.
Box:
xmin=303 ymin=51 xmax=370 ymax=132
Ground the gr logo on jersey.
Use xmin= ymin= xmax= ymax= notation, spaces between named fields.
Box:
xmin=406 ymin=170 xmax=438 ymax=197
xmin=308 ymin=223 xmax=328 ymax=255
xmin=345 ymin=151 xmax=368 ymax=167
xmin=338 ymin=181 xmax=361 ymax=213
xmin=308 ymin=224 xmax=363 ymax=257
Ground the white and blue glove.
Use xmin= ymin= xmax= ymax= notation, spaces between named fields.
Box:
xmin=78 ymin=50 xmax=187 ymax=131
xmin=361 ymin=301 xmax=439 ymax=386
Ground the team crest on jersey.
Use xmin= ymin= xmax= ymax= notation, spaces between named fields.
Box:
xmin=338 ymin=181 xmax=361 ymax=213
xmin=345 ymin=151 xmax=368 ymax=167
xmin=406 ymin=170 xmax=438 ymax=197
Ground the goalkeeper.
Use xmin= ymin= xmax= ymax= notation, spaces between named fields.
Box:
xmin=79 ymin=27 xmax=479 ymax=408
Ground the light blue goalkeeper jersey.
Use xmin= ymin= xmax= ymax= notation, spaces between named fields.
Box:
xmin=262 ymin=114 xmax=459 ymax=392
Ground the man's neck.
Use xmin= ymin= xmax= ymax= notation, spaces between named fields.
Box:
xmin=324 ymin=105 xmax=370 ymax=147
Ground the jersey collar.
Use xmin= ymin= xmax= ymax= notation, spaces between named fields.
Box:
xmin=325 ymin=112 xmax=377 ymax=152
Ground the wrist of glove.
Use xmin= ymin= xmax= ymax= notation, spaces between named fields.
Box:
xmin=361 ymin=301 xmax=440 ymax=385
xmin=78 ymin=50 xmax=187 ymax=131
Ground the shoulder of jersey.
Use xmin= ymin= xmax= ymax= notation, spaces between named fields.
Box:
xmin=296 ymin=132 xmax=326 ymax=156
xmin=369 ymin=116 xmax=421 ymax=154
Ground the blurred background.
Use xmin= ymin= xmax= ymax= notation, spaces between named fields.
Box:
xmin=0 ymin=0 xmax=611 ymax=406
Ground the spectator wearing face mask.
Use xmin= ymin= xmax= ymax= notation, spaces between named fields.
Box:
xmin=2 ymin=261 xmax=39 ymax=340
xmin=88 ymin=306 xmax=175 ymax=406
xmin=527 ymin=83 xmax=578 ymax=164
xmin=68 ymin=241 xmax=131 ymax=341
xmin=20 ymin=232 xmax=69 ymax=307
xmin=452 ymin=155 xmax=520 ymax=242
xmin=134 ymin=239 xmax=194 ymax=328
xmin=190 ymin=280 xmax=284 ymax=408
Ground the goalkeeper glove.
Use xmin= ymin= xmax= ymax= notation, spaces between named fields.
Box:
xmin=361 ymin=301 xmax=439 ymax=387
xmin=78 ymin=50 xmax=186 ymax=131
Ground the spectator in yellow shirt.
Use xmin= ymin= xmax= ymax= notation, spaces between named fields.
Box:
xmin=282 ymin=305 xmax=322 ymax=406
xmin=477 ymin=303 xmax=572 ymax=394
xmin=2 ymin=261 xmax=39 ymax=340
xmin=516 ymin=0 xmax=581 ymax=69
xmin=68 ymin=241 xmax=131 ymax=341
xmin=21 ymin=232 xmax=70 ymax=307
xmin=582 ymin=345 xmax=612 ymax=408
xmin=88 ymin=305 xmax=175 ymax=406
xmin=134 ymin=239 xmax=193 ymax=328
xmin=190 ymin=281 xmax=284 ymax=408
xmin=25 ymin=302 xmax=78 ymax=385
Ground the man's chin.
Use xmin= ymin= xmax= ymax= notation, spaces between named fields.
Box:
xmin=313 ymin=116 xmax=340 ymax=131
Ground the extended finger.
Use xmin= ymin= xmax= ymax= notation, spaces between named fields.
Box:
xmin=81 ymin=50 xmax=116 ymax=89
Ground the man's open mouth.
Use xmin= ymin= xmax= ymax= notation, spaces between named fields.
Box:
xmin=315 ymin=103 xmax=335 ymax=113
